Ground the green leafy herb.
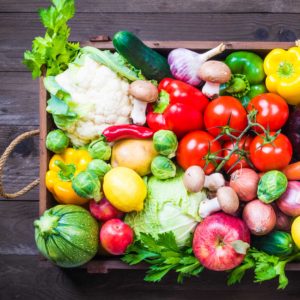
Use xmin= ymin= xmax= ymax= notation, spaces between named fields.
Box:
xmin=122 ymin=232 xmax=204 ymax=283
xmin=228 ymin=248 xmax=300 ymax=289
xmin=23 ymin=0 xmax=80 ymax=78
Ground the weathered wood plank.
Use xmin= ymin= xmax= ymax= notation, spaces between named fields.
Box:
xmin=0 ymin=202 xmax=38 ymax=255
xmin=0 ymin=125 xmax=39 ymax=201
xmin=0 ymin=73 xmax=39 ymax=125
xmin=0 ymin=0 xmax=299 ymax=13
xmin=0 ymin=13 xmax=299 ymax=71
xmin=1 ymin=254 xmax=300 ymax=299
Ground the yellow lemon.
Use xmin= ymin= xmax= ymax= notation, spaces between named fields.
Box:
xmin=291 ymin=216 xmax=300 ymax=248
xmin=103 ymin=167 xmax=147 ymax=212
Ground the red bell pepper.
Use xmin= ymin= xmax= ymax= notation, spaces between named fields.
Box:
xmin=146 ymin=78 xmax=209 ymax=138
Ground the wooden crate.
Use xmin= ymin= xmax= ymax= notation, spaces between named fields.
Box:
xmin=39 ymin=40 xmax=298 ymax=273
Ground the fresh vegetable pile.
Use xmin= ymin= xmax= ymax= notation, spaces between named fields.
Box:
xmin=27 ymin=0 xmax=300 ymax=289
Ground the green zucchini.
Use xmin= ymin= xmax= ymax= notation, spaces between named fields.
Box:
xmin=34 ymin=205 xmax=99 ymax=267
xmin=252 ymin=231 xmax=295 ymax=257
xmin=113 ymin=31 xmax=172 ymax=81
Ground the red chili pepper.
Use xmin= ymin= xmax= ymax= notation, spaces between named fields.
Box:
xmin=102 ymin=124 xmax=154 ymax=142
xmin=146 ymin=78 xmax=209 ymax=138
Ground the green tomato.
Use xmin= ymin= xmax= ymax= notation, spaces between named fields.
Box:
xmin=88 ymin=139 xmax=111 ymax=160
xmin=46 ymin=129 xmax=69 ymax=153
xmin=151 ymin=156 xmax=176 ymax=180
xmin=257 ymin=170 xmax=288 ymax=203
xmin=87 ymin=159 xmax=111 ymax=179
xmin=153 ymin=130 xmax=178 ymax=158
xmin=72 ymin=171 xmax=101 ymax=201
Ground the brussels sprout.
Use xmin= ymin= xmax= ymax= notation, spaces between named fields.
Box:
xmin=72 ymin=171 xmax=101 ymax=201
xmin=258 ymin=170 xmax=288 ymax=203
xmin=153 ymin=130 xmax=178 ymax=158
xmin=88 ymin=138 xmax=111 ymax=160
xmin=151 ymin=156 xmax=176 ymax=180
xmin=87 ymin=159 xmax=111 ymax=179
xmin=46 ymin=129 xmax=69 ymax=153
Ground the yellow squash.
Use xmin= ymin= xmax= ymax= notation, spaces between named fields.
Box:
xmin=264 ymin=46 xmax=300 ymax=105
xmin=46 ymin=148 xmax=92 ymax=205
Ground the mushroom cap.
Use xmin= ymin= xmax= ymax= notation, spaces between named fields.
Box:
xmin=129 ymin=80 xmax=158 ymax=103
xmin=216 ymin=186 xmax=239 ymax=215
xmin=183 ymin=165 xmax=206 ymax=193
xmin=198 ymin=60 xmax=231 ymax=84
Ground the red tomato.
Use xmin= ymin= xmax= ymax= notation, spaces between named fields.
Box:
xmin=223 ymin=135 xmax=253 ymax=174
xmin=176 ymin=130 xmax=222 ymax=174
xmin=247 ymin=93 xmax=289 ymax=133
xmin=204 ymin=96 xmax=247 ymax=140
xmin=249 ymin=132 xmax=293 ymax=172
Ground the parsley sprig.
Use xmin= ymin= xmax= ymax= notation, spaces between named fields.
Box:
xmin=122 ymin=232 xmax=204 ymax=283
xmin=228 ymin=248 xmax=300 ymax=289
xmin=23 ymin=0 xmax=80 ymax=78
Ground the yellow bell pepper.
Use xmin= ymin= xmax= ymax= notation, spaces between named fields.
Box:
xmin=46 ymin=148 xmax=92 ymax=205
xmin=264 ymin=46 xmax=300 ymax=105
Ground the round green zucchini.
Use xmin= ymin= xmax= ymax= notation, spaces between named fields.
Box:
xmin=34 ymin=205 xmax=99 ymax=267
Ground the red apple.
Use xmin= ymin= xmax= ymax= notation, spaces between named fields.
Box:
xmin=193 ymin=212 xmax=250 ymax=271
xmin=100 ymin=219 xmax=134 ymax=255
xmin=89 ymin=198 xmax=124 ymax=222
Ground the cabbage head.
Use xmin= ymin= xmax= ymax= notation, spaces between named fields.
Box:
xmin=125 ymin=170 xmax=205 ymax=247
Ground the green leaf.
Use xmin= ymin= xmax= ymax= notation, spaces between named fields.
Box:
xmin=140 ymin=233 xmax=161 ymax=253
xmin=227 ymin=255 xmax=254 ymax=286
xmin=47 ymin=95 xmax=69 ymax=115
xmin=23 ymin=0 xmax=79 ymax=79
xmin=82 ymin=47 xmax=145 ymax=82
xmin=122 ymin=231 xmax=204 ymax=283
xmin=144 ymin=265 xmax=174 ymax=282
xmin=157 ymin=232 xmax=179 ymax=251
xmin=180 ymin=256 xmax=199 ymax=265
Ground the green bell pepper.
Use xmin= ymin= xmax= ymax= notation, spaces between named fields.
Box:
xmin=220 ymin=51 xmax=267 ymax=107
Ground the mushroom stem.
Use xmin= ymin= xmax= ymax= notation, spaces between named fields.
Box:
xmin=130 ymin=98 xmax=147 ymax=125
xmin=197 ymin=43 xmax=226 ymax=62
xmin=202 ymin=82 xmax=221 ymax=99
xmin=199 ymin=186 xmax=239 ymax=218
xmin=199 ymin=198 xmax=221 ymax=218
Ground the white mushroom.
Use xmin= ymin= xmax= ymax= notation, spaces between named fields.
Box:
xmin=183 ymin=166 xmax=225 ymax=193
xmin=129 ymin=80 xmax=158 ymax=125
xmin=198 ymin=60 xmax=231 ymax=99
xmin=199 ymin=186 xmax=239 ymax=218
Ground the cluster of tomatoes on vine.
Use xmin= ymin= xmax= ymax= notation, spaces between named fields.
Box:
xmin=176 ymin=93 xmax=292 ymax=176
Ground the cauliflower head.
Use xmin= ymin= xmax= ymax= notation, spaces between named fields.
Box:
xmin=51 ymin=55 xmax=133 ymax=146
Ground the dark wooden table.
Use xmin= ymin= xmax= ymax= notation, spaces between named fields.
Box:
xmin=1 ymin=1 xmax=300 ymax=299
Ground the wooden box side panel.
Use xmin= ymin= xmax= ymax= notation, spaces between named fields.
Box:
xmin=39 ymin=77 xmax=55 ymax=215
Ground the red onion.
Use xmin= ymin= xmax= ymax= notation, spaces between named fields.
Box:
xmin=242 ymin=200 xmax=276 ymax=235
xmin=272 ymin=204 xmax=292 ymax=232
xmin=277 ymin=181 xmax=300 ymax=217
xmin=230 ymin=168 xmax=259 ymax=202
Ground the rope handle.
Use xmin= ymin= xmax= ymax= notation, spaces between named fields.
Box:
xmin=0 ymin=129 xmax=40 ymax=199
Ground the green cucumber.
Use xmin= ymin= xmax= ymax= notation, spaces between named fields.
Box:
xmin=252 ymin=231 xmax=295 ymax=257
xmin=113 ymin=31 xmax=172 ymax=81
